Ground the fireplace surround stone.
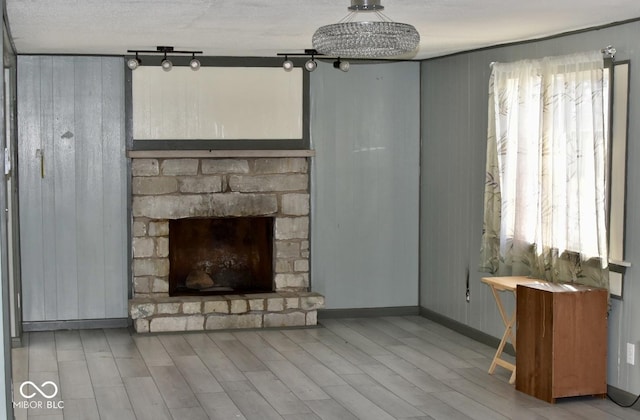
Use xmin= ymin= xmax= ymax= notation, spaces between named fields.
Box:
xmin=127 ymin=151 xmax=323 ymax=332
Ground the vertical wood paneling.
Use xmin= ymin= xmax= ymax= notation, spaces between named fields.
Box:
xmin=421 ymin=56 xmax=473 ymax=323
xmin=52 ymin=58 xmax=79 ymax=320
xmin=419 ymin=20 xmax=640 ymax=396
xmin=18 ymin=56 xmax=127 ymax=322
xmin=467 ymin=50 xmax=495 ymax=335
xmin=39 ymin=57 xmax=58 ymax=320
xmin=100 ymin=57 xmax=127 ymax=317
xmin=311 ymin=61 xmax=420 ymax=309
xmin=18 ymin=56 xmax=46 ymax=322
xmin=75 ymin=58 xmax=107 ymax=319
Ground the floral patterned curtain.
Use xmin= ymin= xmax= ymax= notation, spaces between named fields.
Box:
xmin=480 ymin=51 xmax=609 ymax=289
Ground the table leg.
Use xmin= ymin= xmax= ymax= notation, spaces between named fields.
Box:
xmin=506 ymin=309 xmax=517 ymax=384
xmin=487 ymin=286 xmax=517 ymax=384
xmin=492 ymin=288 xmax=516 ymax=344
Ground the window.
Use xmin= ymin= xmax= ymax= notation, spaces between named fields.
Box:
xmin=480 ymin=51 xmax=614 ymax=289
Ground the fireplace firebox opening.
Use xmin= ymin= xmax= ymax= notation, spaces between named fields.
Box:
xmin=169 ymin=217 xmax=274 ymax=296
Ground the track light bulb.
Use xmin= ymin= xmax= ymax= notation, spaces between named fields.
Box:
xmin=304 ymin=58 xmax=317 ymax=72
xmin=190 ymin=57 xmax=201 ymax=71
xmin=333 ymin=59 xmax=350 ymax=72
xmin=127 ymin=57 xmax=140 ymax=70
xmin=161 ymin=58 xmax=173 ymax=72
xmin=282 ymin=57 xmax=294 ymax=72
xmin=127 ymin=53 xmax=141 ymax=70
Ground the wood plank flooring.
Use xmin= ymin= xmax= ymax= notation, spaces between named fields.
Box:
xmin=11 ymin=316 xmax=640 ymax=420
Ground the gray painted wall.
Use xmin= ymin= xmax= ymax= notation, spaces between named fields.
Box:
xmin=420 ymin=21 xmax=640 ymax=395
xmin=0 ymin=0 xmax=13 ymax=415
xmin=17 ymin=56 xmax=128 ymax=322
xmin=311 ymin=60 xmax=420 ymax=309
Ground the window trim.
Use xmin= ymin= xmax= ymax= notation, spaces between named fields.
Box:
xmin=606 ymin=59 xmax=631 ymax=298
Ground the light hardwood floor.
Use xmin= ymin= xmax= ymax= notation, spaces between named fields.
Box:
xmin=10 ymin=316 xmax=640 ymax=420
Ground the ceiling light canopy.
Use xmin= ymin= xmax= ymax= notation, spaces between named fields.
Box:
xmin=312 ymin=0 xmax=420 ymax=58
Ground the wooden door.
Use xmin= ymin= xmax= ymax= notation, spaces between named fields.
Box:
xmin=17 ymin=56 xmax=127 ymax=323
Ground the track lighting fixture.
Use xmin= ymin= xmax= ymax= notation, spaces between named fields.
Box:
xmin=161 ymin=53 xmax=173 ymax=72
xmin=127 ymin=53 xmax=141 ymax=70
xmin=276 ymin=49 xmax=366 ymax=73
xmin=189 ymin=54 xmax=201 ymax=71
xmin=304 ymin=57 xmax=317 ymax=72
xmin=282 ymin=56 xmax=294 ymax=72
xmin=333 ymin=58 xmax=350 ymax=72
xmin=126 ymin=46 xmax=203 ymax=71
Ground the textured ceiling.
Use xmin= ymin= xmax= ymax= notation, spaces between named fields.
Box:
xmin=6 ymin=0 xmax=640 ymax=60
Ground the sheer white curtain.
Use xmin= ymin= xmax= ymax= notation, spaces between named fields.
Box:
xmin=480 ymin=51 xmax=609 ymax=288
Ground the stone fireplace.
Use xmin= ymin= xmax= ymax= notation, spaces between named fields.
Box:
xmin=127 ymin=151 xmax=324 ymax=333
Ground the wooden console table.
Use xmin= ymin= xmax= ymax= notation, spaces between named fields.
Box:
xmin=481 ymin=276 xmax=549 ymax=384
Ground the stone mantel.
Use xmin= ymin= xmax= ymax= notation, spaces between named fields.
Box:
xmin=127 ymin=149 xmax=316 ymax=159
